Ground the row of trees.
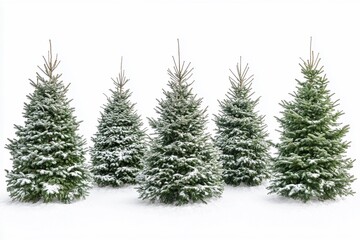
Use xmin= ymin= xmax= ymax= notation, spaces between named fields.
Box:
xmin=5 ymin=40 xmax=355 ymax=204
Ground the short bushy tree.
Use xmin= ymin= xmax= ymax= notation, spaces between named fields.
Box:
xmin=90 ymin=59 xmax=147 ymax=187
xmin=268 ymin=44 xmax=355 ymax=201
xmin=214 ymin=58 xmax=271 ymax=186
xmin=137 ymin=41 xmax=223 ymax=205
xmin=6 ymin=41 xmax=91 ymax=203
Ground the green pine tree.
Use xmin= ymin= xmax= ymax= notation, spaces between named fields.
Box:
xmin=268 ymin=42 xmax=355 ymax=201
xmin=137 ymin=40 xmax=223 ymax=205
xmin=214 ymin=58 xmax=271 ymax=186
xmin=90 ymin=58 xmax=147 ymax=187
xmin=5 ymin=41 xmax=91 ymax=203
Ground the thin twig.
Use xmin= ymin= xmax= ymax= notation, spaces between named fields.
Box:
xmin=177 ymin=39 xmax=181 ymax=74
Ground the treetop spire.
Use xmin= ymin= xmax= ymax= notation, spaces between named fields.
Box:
xmin=112 ymin=56 xmax=129 ymax=93
xmin=37 ymin=40 xmax=61 ymax=81
xmin=310 ymin=36 xmax=312 ymax=59
xmin=229 ymin=57 xmax=253 ymax=88
xmin=177 ymin=38 xmax=181 ymax=71
xmin=169 ymin=39 xmax=193 ymax=83
xmin=300 ymin=37 xmax=322 ymax=72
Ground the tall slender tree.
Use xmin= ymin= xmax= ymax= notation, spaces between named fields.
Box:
xmin=137 ymin=40 xmax=223 ymax=205
xmin=6 ymin=41 xmax=91 ymax=203
xmin=90 ymin=58 xmax=147 ymax=187
xmin=214 ymin=58 xmax=271 ymax=186
xmin=268 ymin=40 xmax=355 ymax=201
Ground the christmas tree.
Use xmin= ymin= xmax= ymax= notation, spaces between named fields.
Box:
xmin=137 ymin=40 xmax=223 ymax=205
xmin=268 ymin=41 xmax=355 ymax=201
xmin=90 ymin=58 xmax=147 ymax=187
xmin=5 ymin=41 xmax=91 ymax=203
xmin=214 ymin=58 xmax=270 ymax=186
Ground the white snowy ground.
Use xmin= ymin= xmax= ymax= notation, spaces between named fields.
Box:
xmin=1 ymin=180 xmax=359 ymax=240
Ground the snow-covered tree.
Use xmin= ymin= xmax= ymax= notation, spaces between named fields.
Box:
xmin=268 ymin=43 xmax=355 ymax=201
xmin=214 ymin=58 xmax=271 ymax=186
xmin=5 ymin=41 xmax=91 ymax=203
xmin=90 ymin=58 xmax=147 ymax=187
xmin=137 ymin=40 xmax=223 ymax=205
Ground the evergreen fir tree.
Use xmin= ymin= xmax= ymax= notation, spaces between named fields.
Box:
xmin=137 ymin=40 xmax=223 ymax=205
xmin=214 ymin=58 xmax=270 ymax=186
xmin=90 ymin=58 xmax=147 ymax=187
xmin=268 ymin=41 xmax=355 ymax=201
xmin=5 ymin=41 xmax=91 ymax=203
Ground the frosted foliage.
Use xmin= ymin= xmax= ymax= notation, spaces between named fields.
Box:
xmin=90 ymin=64 xmax=147 ymax=187
xmin=5 ymin=44 xmax=91 ymax=203
xmin=43 ymin=183 xmax=61 ymax=194
xmin=268 ymin=51 xmax=355 ymax=202
xmin=215 ymin=60 xmax=270 ymax=186
xmin=137 ymin=45 xmax=223 ymax=205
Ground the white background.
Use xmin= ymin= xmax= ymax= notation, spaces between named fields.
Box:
xmin=0 ymin=0 xmax=359 ymax=240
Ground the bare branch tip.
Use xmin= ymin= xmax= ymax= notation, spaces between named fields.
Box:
xmin=177 ymin=39 xmax=181 ymax=72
